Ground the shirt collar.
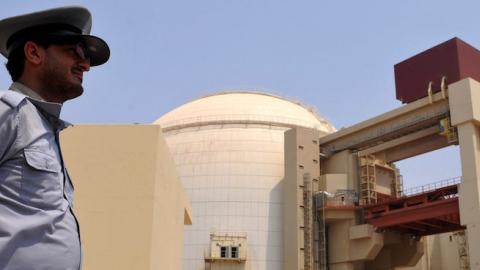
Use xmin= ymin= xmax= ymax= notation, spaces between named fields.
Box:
xmin=8 ymin=82 xmax=72 ymax=130
xmin=9 ymin=81 xmax=45 ymax=101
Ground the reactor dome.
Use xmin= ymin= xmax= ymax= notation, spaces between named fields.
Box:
xmin=157 ymin=91 xmax=336 ymax=134
xmin=154 ymin=91 xmax=335 ymax=270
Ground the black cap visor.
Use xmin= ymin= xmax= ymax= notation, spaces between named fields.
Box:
xmin=41 ymin=32 xmax=110 ymax=66
xmin=51 ymin=33 xmax=110 ymax=66
xmin=7 ymin=26 xmax=110 ymax=66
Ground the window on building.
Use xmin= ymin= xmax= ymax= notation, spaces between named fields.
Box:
xmin=231 ymin=246 xmax=239 ymax=258
xmin=220 ymin=246 xmax=228 ymax=258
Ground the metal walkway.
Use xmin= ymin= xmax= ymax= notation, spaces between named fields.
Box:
xmin=363 ymin=177 xmax=465 ymax=236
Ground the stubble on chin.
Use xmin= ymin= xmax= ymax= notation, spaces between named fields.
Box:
xmin=39 ymin=64 xmax=84 ymax=103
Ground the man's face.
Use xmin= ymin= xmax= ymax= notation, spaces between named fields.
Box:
xmin=39 ymin=42 xmax=90 ymax=103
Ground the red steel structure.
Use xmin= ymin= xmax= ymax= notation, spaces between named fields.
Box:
xmin=363 ymin=184 xmax=464 ymax=236
xmin=394 ymin=37 xmax=480 ymax=104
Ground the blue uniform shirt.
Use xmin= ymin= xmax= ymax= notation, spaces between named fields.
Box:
xmin=0 ymin=83 xmax=81 ymax=270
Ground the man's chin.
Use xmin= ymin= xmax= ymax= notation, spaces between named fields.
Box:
xmin=67 ymin=87 xmax=84 ymax=100
xmin=40 ymin=68 xmax=85 ymax=102
xmin=60 ymin=84 xmax=84 ymax=102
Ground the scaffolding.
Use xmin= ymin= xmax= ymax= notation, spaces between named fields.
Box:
xmin=360 ymin=155 xmax=377 ymax=205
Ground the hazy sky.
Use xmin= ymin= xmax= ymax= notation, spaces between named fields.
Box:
xmin=2 ymin=1 xmax=479 ymax=188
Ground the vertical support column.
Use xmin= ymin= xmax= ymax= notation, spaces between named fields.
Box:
xmin=284 ymin=127 xmax=321 ymax=270
xmin=449 ymin=78 xmax=480 ymax=270
xmin=457 ymin=122 xmax=480 ymax=270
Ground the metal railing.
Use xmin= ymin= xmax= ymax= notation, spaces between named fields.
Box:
xmin=315 ymin=190 xmax=359 ymax=208
xmin=400 ymin=176 xmax=462 ymax=197
xmin=158 ymin=113 xmax=335 ymax=131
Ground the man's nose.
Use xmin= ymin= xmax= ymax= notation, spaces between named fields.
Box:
xmin=78 ymin=58 xmax=90 ymax=72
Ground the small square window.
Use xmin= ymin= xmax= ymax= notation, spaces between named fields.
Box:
xmin=231 ymin=246 xmax=239 ymax=258
xmin=220 ymin=246 xmax=228 ymax=258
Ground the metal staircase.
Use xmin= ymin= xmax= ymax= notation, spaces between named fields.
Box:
xmin=313 ymin=192 xmax=328 ymax=270
xmin=303 ymin=173 xmax=313 ymax=270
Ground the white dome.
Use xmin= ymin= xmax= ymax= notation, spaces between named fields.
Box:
xmin=154 ymin=91 xmax=335 ymax=270
xmin=155 ymin=91 xmax=336 ymax=133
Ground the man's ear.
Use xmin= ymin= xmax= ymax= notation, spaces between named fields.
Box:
xmin=23 ymin=41 xmax=45 ymax=65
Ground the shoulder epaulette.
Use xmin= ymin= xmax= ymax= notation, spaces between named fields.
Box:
xmin=0 ymin=91 xmax=26 ymax=108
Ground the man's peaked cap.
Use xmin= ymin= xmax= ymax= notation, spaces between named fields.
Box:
xmin=0 ymin=6 xmax=109 ymax=66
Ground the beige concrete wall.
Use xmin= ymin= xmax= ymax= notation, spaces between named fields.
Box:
xmin=210 ymin=263 xmax=247 ymax=270
xmin=375 ymin=167 xmax=393 ymax=196
xmin=61 ymin=125 xmax=191 ymax=270
xmin=363 ymin=231 xmax=423 ymax=270
xmin=283 ymin=127 xmax=321 ymax=270
xmin=322 ymin=151 xmax=357 ymax=190
xmin=397 ymin=232 xmax=464 ymax=270
xmin=328 ymin=220 xmax=355 ymax=265
xmin=437 ymin=233 xmax=462 ymax=270
xmin=320 ymin=174 xmax=348 ymax=194
xmin=327 ymin=221 xmax=384 ymax=270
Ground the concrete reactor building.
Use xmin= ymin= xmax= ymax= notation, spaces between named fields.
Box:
xmin=154 ymin=92 xmax=336 ymax=270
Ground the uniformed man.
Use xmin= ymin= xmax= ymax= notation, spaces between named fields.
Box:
xmin=0 ymin=6 xmax=109 ymax=269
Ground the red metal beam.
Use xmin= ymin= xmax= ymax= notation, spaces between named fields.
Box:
xmin=361 ymin=184 xmax=464 ymax=236
xmin=415 ymin=224 xmax=465 ymax=236
xmin=397 ymin=223 xmax=428 ymax=232
xmin=416 ymin=220 xmax=443 ymax=229
xmin=365 ymin=198 xmax=459 ymax=228
xmin=364 ymin=185 xmax=458 ymax=210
